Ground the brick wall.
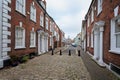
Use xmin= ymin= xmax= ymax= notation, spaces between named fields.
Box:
xmin=10 ymin=0 xmax=44 ymax=56
xmin=86 ymin=0 xmax=120 ymax=67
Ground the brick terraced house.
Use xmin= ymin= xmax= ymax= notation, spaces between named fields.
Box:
xmin=0 ymin=0 xmax=65 ymax=68
xmin=83 ymin=0 xmax=120 ymax=76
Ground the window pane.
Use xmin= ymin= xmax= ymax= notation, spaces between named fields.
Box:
xmin=115 ymin=20 xmax=120 ymax=33
xmin=15 ymin=27 xmax=24 ymax=47
xmin=116 ymin=34 xmax=120 ymax=48
xmin=30 ymin=32 xmax=35 ymax=46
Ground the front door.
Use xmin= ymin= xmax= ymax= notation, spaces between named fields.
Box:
xmin=38 ymin=34 xmax=42 ymax=55
xmin=93 ymin=28 xmax=100 ymax=60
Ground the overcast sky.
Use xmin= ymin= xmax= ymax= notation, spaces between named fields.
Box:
xmin=46 ymin=0 xmax=92 ymax=39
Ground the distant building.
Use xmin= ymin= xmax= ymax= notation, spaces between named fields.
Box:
xmin=65 ymin=37 xmax=72 ymax=45
xmin=74 ymin=33 xmax=81 ymax=46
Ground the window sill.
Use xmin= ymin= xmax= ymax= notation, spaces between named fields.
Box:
xmin=15 ymin=46 xmax=26 ymax=50
xmin=40 ymin=25 xmax=44 ymax=27
xmin=30 ymin=19 xmax=36 ymax=23
xmin=109 ymin=50 xmax=120 ymax=55
xmin=91 ymin=46 xmax=93 ymax=48
xmin=30 ymin=46 xmax=36 ymax=48
xmin=97 ymin=10 xmax=102 ymax=17
xmin=15 ymin=10 xmax=26 ymax=17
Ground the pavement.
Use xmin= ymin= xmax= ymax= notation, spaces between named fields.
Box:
xmin=0 ymin=46 xmax=119 ymax=80
xmin=76 ymin=46 xmax=120 ymax=80
xmin=0 ymin=46 xmax=91 ymax=80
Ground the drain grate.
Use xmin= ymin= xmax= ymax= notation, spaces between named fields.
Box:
xmin=110 ymin=63 xmax=120 ymax=75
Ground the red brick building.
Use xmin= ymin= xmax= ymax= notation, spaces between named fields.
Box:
xmin=84 ymin=0 xmax=120 ymax=76
xmin=0 ymin=0 xmax=64 ymax=68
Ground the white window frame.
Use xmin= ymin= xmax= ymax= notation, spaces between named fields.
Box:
xmin=40 ymin=12 xmax=44 ymax=27
xmin=87 ymin=16 xmax=90 ymax=27
xmin=87 ymin=33 xmax=89 ymax=47
xmin=46 ymin=17 xmax=48 ymax=30
xmin=15 ymin=27 xmax=25 ymax=49
xmin=97 ymin=0 xmax=102 ymax=15
xmin=30 ymin=31 xmax=36 ymax=47
xmin=16 ymin=0 xmax=26 ymax=15
xmin=50 ymin=36 xmax=52 ymax=46
xmin=30 ymin=4 xmax=36 ymax=22
xmin=91 ymin=7 xmax=94 ymax=22
xmin=50 ymin=21 xmax=52 ymax=32
xmin=109 ymin=15 xmax=120 ymax=54
xmin=56 ymin=33 xmax=59 ymax=41
xmin=91 ymin=32 xmax=93 ymax=47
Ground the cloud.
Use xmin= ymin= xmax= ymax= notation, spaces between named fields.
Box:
xmin=46 ymin=0 xmax=92 ymax=39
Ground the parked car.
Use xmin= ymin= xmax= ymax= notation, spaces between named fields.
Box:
xmin=71 ymin=43 xmax=77 ymax=47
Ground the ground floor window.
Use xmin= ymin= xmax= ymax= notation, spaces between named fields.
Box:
xmin=15 ymin=27 xmax=25 ymax=48
xmin=110 ymin=15 xmax=120 ymax=54
xmin=91 ymin=32 xmax=93 ymax=48
xmin=30 ymin=31 xmax=36 ymax=47
xmin=87 ymin=33 xmax=89 ymax=47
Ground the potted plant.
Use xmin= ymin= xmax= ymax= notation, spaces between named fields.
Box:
xmin=10 ymin=55 xmax=19 ymax=67
xmin=19 ymin=55 xmax=29 ymax=63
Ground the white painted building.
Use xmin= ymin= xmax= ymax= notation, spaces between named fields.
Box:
xmin=0 ymin=0 xmax=11 ymax=68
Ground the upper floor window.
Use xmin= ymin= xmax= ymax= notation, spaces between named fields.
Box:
xmin=87 ymin=33 xmax=89 ymax=47
xmin=30 ymin=3 xmax=36 ymax=22
xmin=15 ymin=27 xmax=25 ymax=49
xmin=91 ymin=7 xmax=94 ymax=22
xmin=40 ymin=1 xmax=46 ymax=9
xmin=110 ymin=16 xmax=120 ymax=54
xmin=50 ymin=36 xmax=52 ymax=46
xmin=46 ymin=18 xmax=48 ymax=30
xmin=50 ymin=22 xmax=52 ymax=32
xmin=30 ymin=31 xmax=36 ymax=47
xmin=16 ymin=0 xmax=26 ymax=15
xmin=40 ymin=12 xmax=44 ymax=27
xmin=87 ymin=16 xmax=90 ymax=27
xmin=97 ymin=0 xmax=102 ymax=15
xmin=91 ymin=32 xmax=93 ymax=47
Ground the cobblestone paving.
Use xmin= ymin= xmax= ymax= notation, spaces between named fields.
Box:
xmin=0 ymin=52 xmax=91 ymax=80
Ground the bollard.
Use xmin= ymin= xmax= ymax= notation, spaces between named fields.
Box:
xmin=78 ymin=50 xmax=80 ymax=56
xmin=69 ymin=50 xmax=71 ymax=56
xmin=60 ymin=50 xmax=62 ymax=55
xmin=52 ymin=49 xmax=54 ymax=55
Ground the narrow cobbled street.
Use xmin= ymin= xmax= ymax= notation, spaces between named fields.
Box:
xmin=0 ymin=46 xmax=91 ymax=80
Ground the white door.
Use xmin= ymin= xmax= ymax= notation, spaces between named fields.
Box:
xmin=93 ymin=29 xmax=100 ymax=60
